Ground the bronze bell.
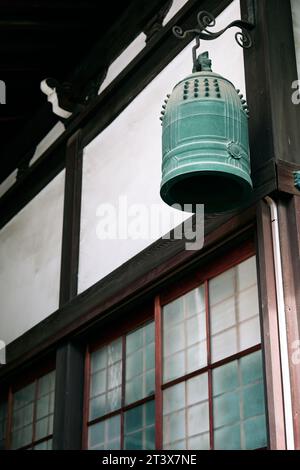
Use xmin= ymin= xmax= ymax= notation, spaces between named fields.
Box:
xmin=160 ymin=52 xmax=252 ymax=213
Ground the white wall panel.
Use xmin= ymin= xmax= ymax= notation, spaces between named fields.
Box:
xmin=30 ymin=122 xmax=65 ymax=166
xmin=163 ymin=0 xmax=189 ymax=26
xmin=291 ymin=0 xmax=300 ymax=78
xmin=99 ymin=33 xmax=146 ymax=94
xmin=0 ymin=172 xmax=65 ymax=344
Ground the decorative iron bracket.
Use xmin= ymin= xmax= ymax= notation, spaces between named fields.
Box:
xmin=173 ymin=10 xmax=255 ymax=69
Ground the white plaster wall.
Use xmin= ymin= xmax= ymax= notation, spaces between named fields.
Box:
xmin=30 ymin=122 xmax=65 ymax=166
xmin=0 ymin=170 xmax=18 ymax=199
xmin=0 ymin=171 xmax=65 ymax=345
xmin=0 ymin=124 xmax=65 ymax=200
xmin=291 ymin=0 xmax=300 ymax=78
xmin=163 ymin=0 xmax=189 ymax=26
xmin=99 ymin=33 xmax=146 ymax=94
xmin=79 ymin=0 xmax=246 ymax=293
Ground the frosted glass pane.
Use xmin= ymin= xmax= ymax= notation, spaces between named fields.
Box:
xmin=237 ymin=257 xmax=258 ymax=290
xmin=88 ymin=414 xmax=121 ymax=450
xmin=36 ymin=395 xmax=50 ymax=420
xmin=91 ymin=370 xmax=107 ymax=396
xmin=11 ymin=424 xmax=33 ymax=449
xmin=188 ymin=433 xmax=210 ymax=451
xmin=209 ymin=269 xmax=235 ymax=305
xmin=210 ymin=256 xmax=261 ymax=362
xmin=211 ymin=328 xmax=238 ymax=363
xmin=164 ymin=410 xmax=186 ymax=444
xmin=0 ymin=172 xmax=65 ymax=344
xmin=213 ymin=361 xmax=239 ymax=395
xmin=38 ymin=371 xmax=55 ymax=397
xmin=187 ymin=374 xmax=208 ymax=405
xmin=124 ymin=401 xmax=155 ymax=450
xmin=163 ymin=373 xmax=209 ymax=450
xmin=79 ymin=0 xmax=245 ymax=293
xmin=125 ymin=322 xmax=155 ymax=405
xmin=213 ymin=352 xmax=267 ymax=450
xmin=240 ymin=350 xmax=264 ymax=385
xmin=291 ymin=0 xmax=300 ymax=78
xmin=35 ymin=416 xmax=50 ymax=440
xmin=13 ymin=404 xmax=34 ymax=429
xmin=238 ymin=286 xmax=259 ymax=321
xmin=244 ymin=416 xmax=267 ymax=450
xmin=163 ymin=286 xmax=206 ymax=382
xmin=210 ymin=297 xmax=236 ymax=335
xmin=188 ymin=402 xmax=209 ymax=435
xmin=89 ymin=338 xmax=122 ymax=420
xmin=213 ymin=391 xmax=240 ymax=428
xmin=239 ymin=316 xmax=261 ymax=351
xmin=214 ymin=423 xmax=241 ymax=450
xmin=164 ymin=382 xmax=185 ymax=415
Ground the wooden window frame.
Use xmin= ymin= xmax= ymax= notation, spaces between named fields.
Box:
xmin=1 ymin=358 xmax=55 ymax=450
xmin=83 ymin=239 xmax=266 ymax=450
xmin=83 ymin=306 xmax=154 ymax=449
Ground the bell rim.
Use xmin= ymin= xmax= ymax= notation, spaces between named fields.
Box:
xmin=160 ymin=169 xmax=253 ymax=213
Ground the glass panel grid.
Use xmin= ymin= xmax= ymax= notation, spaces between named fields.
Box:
xmin=125 ymin=322 xmax=155 ymax=405
xmin=163 ymin=286 xmax=207 ymax=383
xmin=88 ymin=321 xmax=155 ymax=450
xmin=11 ymin=370 xmax=56 ymax=449
xmin=88 ymin=414 xmax=121 ymax=450
xmin=162 ymin=255 xmax=267 ymax=451
xmin=35 ymin=371 xmax=56 ymax=441
xmin=209 ymin=257 xmax=261 ymax=364
xmin=213 ymin=351 xmax=267 ymax=450
xmin=124 ymin=401 xmax=155 ymax=450
xmin=163 ymin=374 xmax=209 ymax=450
xmin=89 ymin=339 xmax=122 ymax=421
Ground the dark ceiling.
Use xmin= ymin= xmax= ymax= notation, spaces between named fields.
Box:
xmin=0 ymin=0 xmax=169 ymax=184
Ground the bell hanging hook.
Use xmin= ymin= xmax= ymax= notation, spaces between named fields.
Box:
xmin=173 ymin=10 xmax=255 ymax=65
xmin=192 ymin=35 xmax=201 ymax=71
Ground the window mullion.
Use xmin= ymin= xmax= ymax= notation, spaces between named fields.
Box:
xmin=5 ymin=387 xmax=13 ymax=450
xmin=32 ymin=378 xmax=39 ymax=448
xmin=120 ymin=335 xmax=126 ymax=450
xmin=154 ymin=295 xmax=163 ymax=450
xmin=205 ymin=279 xmax=214 ymax=450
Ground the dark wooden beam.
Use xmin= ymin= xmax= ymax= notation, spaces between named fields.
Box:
xmin=0 ymin=20 xmax=100 ymax=31
xmin=0 ymin=104 xmax=58 ymax=185
xmin=53 ymin=131 xmax=85 ymax=449
xmin=59 ymin=130 xmax=83 ymax=305
xmin=277 ymin=160 xmax=300 ymax=196
xmin=52 ymin=341 xmax=85 ymax=450
xmin=241 ymin=0 xmax=300 ymax=167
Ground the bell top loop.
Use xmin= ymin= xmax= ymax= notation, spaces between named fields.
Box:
xmin=193 ymin=51 xmax=212 ymax=73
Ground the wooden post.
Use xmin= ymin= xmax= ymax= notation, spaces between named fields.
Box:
xmin=53 ymin=130 xmax=85 ymax=449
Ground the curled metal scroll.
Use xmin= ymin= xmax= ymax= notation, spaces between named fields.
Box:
xmin=173 ymin=10 xmax=254 ymax=50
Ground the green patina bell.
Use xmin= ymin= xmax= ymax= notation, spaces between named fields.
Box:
xmin=160 ymin=51 xmax=252 ymax=213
